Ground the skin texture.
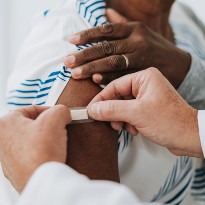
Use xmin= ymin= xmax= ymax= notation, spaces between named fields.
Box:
xmin=106 ymin=0 xmax=175 ymax=39
xmin=56 ymin=79 xmax=119 ymax=182
xmin=0 ymin=105 xmax=71 ymax=192
xmin=87 ymin=68 xmax=203 ymax=158
xmin=66 ymin=22 xmax=190 ymax=88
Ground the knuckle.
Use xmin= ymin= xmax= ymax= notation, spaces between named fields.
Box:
xmin=133 ymin=35 xmax=149 ymax=53
xmin=108 ymin=56 xmax=123 ymax=71
xmin=57 ymin=104 xmax=67 ymax=111
xmin=100 ymin=42 xmax=115 ymax=56
xmin=134 ymin=22 xmax=149 ymax=37
xmin=131 ymin=23 xmax=150 ymax=50
xmin=98 ymin=23 xmax=114 ymax=34
xmin=147 ymin=67 xmax=160 ymax=76
xmin=107 ymin=101 xmax=118 ymax=116
xmin=118 ymin=41 xmax=128 ymax=53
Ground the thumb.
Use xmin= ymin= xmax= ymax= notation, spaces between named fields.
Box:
xmin=38 ymin=105 xmax=72 ymax=127
xmin=106 ymin=8 xmax=128 ymax=23
xmin=88 ymin=100 xmax=136 ymax=124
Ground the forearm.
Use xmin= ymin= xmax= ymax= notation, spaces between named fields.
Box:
xmin=56 ymin=79 xmax=119 ymax=182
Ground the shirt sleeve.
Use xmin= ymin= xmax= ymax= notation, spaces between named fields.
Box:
xmin=16 ymin=162 xmax=162 ymax=205
xmin=198 ymin=110 xmax=205 ymax=157
xmin=178 ymin=55 xmax=205 ymax=110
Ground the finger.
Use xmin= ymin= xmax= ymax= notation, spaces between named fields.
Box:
xmin=65 ymin=40 xmax=132 ymax=68
xmin=71 ymin=55 xmax=128 ymax=79
xmin=13 ymin=106 xmax=49 ymax=120
xmin=89 ymin=73 xmax=136 ymax=105
xmin=125 ymin=124 xmax=138 ymax=136
xmin=111 ymin=121 xmax=124 ymax=131
xmin=92 ymin=69 xmax=136 ymax=85
xmin=38 ymin=105 xmax=71 ymax=127
xmin=88 ymin=100 xmax=136 ymax=124
xmin=106 ymin=9 xmax=128 ymax=23
xmin=69 ymin=23 xmax=132 ymax=45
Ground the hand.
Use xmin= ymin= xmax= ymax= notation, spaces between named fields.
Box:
xmin=107 ymin=0 xmax=175 ymax=36
xmin=0 ymin=105 xmax=71 ymax=192
xmin=65 ymin=22 xmax=190 ymax=88
xmin=87 ymin=68 xmax=203 ymax=158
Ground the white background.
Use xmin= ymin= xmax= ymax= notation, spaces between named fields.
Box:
xmin=0 ymin=0 xmax=205 ymax=116
xmin=0 ymin=0 xmax=65 ymax=115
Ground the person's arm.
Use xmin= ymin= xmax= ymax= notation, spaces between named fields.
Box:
xmin=17 ymin=162 xmax=162 ymax=205
xmin=9 ymin=7 xmax=119 ymax=182
xmin=56 ymin=79 xmax=119 ymax=182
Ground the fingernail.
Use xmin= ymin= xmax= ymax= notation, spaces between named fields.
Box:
xmin=65 ymin=55 xmax=76 ymax=65
xmin=71 ymin=68 xmax=82 ymax=77
xmin=69 ymin=35 xmax=80 ymax=44
xmin=90 ymin=103 xmax=101 ymax=118
xmin=93 ymin=74 xmax=103 ymax=83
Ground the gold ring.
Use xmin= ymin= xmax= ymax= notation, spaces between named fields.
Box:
xmin=122 ymin=54 xmax=129 ymax=69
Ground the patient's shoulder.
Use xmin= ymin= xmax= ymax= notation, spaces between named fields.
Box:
xmin=57 ymin=78 xmax=101 ymax=107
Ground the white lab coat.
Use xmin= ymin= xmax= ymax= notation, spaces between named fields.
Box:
xmin=16 ymin=162 xmax=161 ymax=205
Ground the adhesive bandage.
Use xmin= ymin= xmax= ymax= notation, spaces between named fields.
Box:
xmin=70 ymin=107 xmax=94 ymax=124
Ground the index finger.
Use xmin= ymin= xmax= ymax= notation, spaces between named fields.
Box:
xmin=88 ymin=73 xmax=135 ymax=106
xmin=69 ymin=23 xmax=132 ymax=45
xmin=12 ymin=106 xmax=49 ymax=120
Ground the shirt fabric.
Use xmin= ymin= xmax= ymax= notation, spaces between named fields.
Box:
xmin=5 ymin=0 xmax=205 ymax=205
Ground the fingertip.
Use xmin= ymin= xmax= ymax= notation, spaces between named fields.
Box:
xmin=69 ymin=34 xmax=80 ymax=44
xmin=125 ymin=124 xmax=138 ymax=136
xmin=130 ymin=127 xmax=138 ymax=136
xmin=64 ymin=55 xmax=76 ymax=68
xmin=92 ymin=74 xmax=103 ymax=84
xmin=111 ymin=121 xmax=123 ymax=131
xmin=88 ymin=103 xmax=101 ymax=120
xmin=51 ymin=104 xmax=70 ymax=116
xmin=71 ymin=68 xmax=83 ymax=78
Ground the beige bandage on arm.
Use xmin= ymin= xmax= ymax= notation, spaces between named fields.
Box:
xmin=70 ymin=107 xmax=94 ymax=124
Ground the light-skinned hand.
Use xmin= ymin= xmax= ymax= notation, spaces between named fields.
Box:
xmin=0 ymin=105 xmax=71 ymax=192
xmin=88 ymin=68 xmax=203 ymax=158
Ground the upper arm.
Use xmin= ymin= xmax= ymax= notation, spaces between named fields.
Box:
xmin=56 ymin=79 xmax=120 ymax=182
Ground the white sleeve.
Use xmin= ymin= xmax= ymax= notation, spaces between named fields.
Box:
xmin=198 ymin=110 xmax=205 ymax=157
xmin=16 ymin=162 xmax=161 ymax=205
xmin=178 ymin=56 xmax=205 ymax=109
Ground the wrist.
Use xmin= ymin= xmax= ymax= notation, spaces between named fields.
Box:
xmin=172 ymin=49 xmax=191 ymax=88
xmin=182 ymin=107 xmax=203 ymax=158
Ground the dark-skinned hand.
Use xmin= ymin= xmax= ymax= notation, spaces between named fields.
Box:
xmin=65 ymin=22 xmax=191 ymax=88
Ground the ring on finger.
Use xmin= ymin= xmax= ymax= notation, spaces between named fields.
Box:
xmin=122 ymin=54 xmax=129 ymax=69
